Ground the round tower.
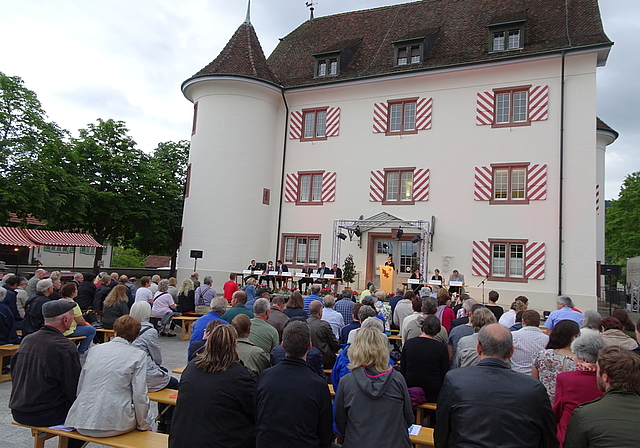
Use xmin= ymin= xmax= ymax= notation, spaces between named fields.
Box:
xmin=178 ymin=19 xmax=284 ymax=286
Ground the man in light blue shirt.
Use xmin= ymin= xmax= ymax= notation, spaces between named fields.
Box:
xmin=544 ymin=296 xmax=584 ymax=330
xmin=320 ymin=295 xmax=344 ymax=339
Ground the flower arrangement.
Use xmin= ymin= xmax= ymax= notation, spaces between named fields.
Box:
xmin=319 ymin=287 xmax=333 ymax=297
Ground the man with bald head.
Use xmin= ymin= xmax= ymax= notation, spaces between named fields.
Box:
xmin=435 ymin=324 xmax=557 ymax=448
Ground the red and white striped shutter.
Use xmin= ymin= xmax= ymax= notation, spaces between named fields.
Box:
xmin=529 ymin=85 xmax=549 ymax=122
xmin=373 ymin=103 xmax=388 ymax=133
xmin=369 ymin=170 xmax=384 ymax=201
xmin=527 ymin=164 xmax=547 ymax=201
xmin=474 ymin=166 xmax=492 ymax=201
xmin=413 ymin=168 xmax=430 ymax=201
xmin=596 ymin=184 xmax=601 ymax=213
xmin=326 ymin=107 xmax=340 ymax=137
xmin=415 ymin=97 xmax=433 ymax=130
xmin=289 ymin=111 xmax=303 ymax=139
xmin=525 ymin=242 xmax=546 ymax=279
xmin=472 ymin=241 xmax=491 ymax=276
xmin=476 ymin=92 xmax=494 ymax=125
xmin=284 ymin=173 xmax=299 ymax=202
xmin=322 ymin=172 xmax=337 ymax=202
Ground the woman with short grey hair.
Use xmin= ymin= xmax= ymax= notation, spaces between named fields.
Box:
xmin=553 ymin=334 xmax=606 ymax=446
xmin=580 ymin=309 xmax=602 ymax=337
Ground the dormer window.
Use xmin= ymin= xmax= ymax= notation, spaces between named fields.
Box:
xmin=317 ymin=57 xmax=338 ymax=77
xmin=488 ymin=20 xmax=525 ymax=53
xmin=394 ymin=39 xmax=424 ymax=66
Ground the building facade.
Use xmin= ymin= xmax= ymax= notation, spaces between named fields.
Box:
xmin=178 ymin=0 xmax=616 ymax=310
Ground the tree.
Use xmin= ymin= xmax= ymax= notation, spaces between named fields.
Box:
xmin=131 ymin=140 xmax=189 ymax=276
xmin=342 ymin=254 xmax=356 ymax=286
xmin=111 ymin=247 xmax=146 ymax=268
xmin=0 ymin=72 xmax=74 ymax=223
xmin=59 ymin=118 xmax=151 ymax=272
xmin=605 ymin=171 xmax=640 ymax=271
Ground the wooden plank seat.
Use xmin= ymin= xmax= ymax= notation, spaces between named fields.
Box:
xmin=148 ymin=388 xmax=178 ymax=405
xmin=410 ymin=426 xmax=434 ymax=447
xmin=172 ymin=365 xmax=186 ymax=374
xmin=95 ymin=327 xmax=115 ymax=343
xmin=415 ymin=402 xmax=437 ymax=425
xmin=13 ymin=421 xmax=168 ymax=448
xmin=0 ymin=344 xmax=19 ymax=383
xmin=172 ymin=315 xmax=199 ymax=341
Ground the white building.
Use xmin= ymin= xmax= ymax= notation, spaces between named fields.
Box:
xmin=178 ymin=0 xmax=617 ymax=311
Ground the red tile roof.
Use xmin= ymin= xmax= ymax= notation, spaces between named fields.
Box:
xmin=193 ymin=22 xmax=279 ymax=84
xmin=144 ymin=255 xmax=171 ymax=268
xmin=8 ymin=213 xmax=45 ymax=226
xmin=267 ymin=0 xmax=611 ymax=88
xmin=188 ymin=0 xmax=611 ymax=89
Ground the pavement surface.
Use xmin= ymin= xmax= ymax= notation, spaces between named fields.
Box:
xmin=1 ymin=329 xmax=190 ymax=447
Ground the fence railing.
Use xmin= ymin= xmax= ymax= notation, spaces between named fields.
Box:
xmin=598 ymin=286 xmax=631 ymax=316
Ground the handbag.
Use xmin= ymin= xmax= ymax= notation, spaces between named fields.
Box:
xmin=82 ymin=310 xmax=98 ymax=324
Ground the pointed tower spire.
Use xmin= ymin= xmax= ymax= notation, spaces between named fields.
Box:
xmin=244 ymin=0 xmax=251 ymax=24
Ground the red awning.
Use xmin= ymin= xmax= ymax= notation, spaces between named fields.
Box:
xmin=23 ymin=229 xmax=104 ymax=247
xmin=0 ymin=227 xmax=37 ymax=247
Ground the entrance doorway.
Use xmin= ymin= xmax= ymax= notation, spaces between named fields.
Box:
xmin=368 ymin=234 xmax=420 ymax=293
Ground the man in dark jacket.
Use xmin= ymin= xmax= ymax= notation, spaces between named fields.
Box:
xmin=435 ymin=324 xmax=557 ymax=448
xmin=307 ymin=300 xmax=340 ymax=369
xmin=564 ymin=345 xmax=640 ymax=448
xmin=256 ymin=321 xmax=333 ymax=448
xmin=10 ymin=300 xmax=81 ymax=426
xmin=75 ymin=273 xmax=96 ymax=311
xmin=22 ymin=279 xmax=55 ymax=337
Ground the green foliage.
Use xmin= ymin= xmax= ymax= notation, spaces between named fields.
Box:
xmin=0 ymin=73 xmax=189 ymax=275
xmin=111 ymin=246 xmax=146 ymax=268
xmin=342 ymin=254 xmax=356 ymax=284
xmin=0 ymin=72 xmax=73 ymax=223
xmin=605 ymin=171 xmax=640 ymax=273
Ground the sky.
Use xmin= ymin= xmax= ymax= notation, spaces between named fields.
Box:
xmin=1 ymin=0 xmax=638 ymax=200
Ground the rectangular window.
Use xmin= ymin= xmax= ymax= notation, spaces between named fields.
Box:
xmin=84 ymin=246 xmax=96 ymax=256
xmin=191 ymin=102 xmax=198 ymax=136
xmin=297 ymin=172 xmax=324 ymax=205
xmin=387 ymin=99 xmax=418 ymax=135
xmin=395 ymin=42 xmax=423 ymax=66
xmin=185 ymin=163 xmax=192 ymax=198
xmin=316 ymin=57 xmax=339 ymax=77
xmin=49 ymin=246 xmax=69 ymax=253
xmin=384 ymin=168 xmax=415 ymax=205
xmin=282 ymin=234 xmax=321 ymax=268
xmin=302 ymin=108 xmax=328 ymax=141
xmin=489 ymin=239 xmax=527 ymax=282
xmin=493 ymin=86 xmax=531 ymax=127
xmin=491 ymin=163 xmax=529 ymax=204
xmin=399 ymin=241 xmax=419 ymax=273
xmin=489 ymin=24 xmax=524 ymax=52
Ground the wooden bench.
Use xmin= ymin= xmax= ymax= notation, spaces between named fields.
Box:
xmin=148 ymin=388 xmax=178 ymax=405
xmin=95 ymin=327 xmax=115 ymax=342
xmin=410 ymin=426 xmax=434 ymax=447
xmin=415 ymin=402 xmax=437 ymax=425
xmin=0 ymin=344 xmax=19 ymax=383
xmin=13 ymin=421 xmax=168 ymax=448
xmin=172 ymin=365 xmax=185 ymax=374
xmin=172 ymin=315 xmax=199 ymax=341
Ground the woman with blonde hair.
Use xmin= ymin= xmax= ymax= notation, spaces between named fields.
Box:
xmin=335 ymin=327 xmax=413 ymax=447
xmin=101 ymin=285 xmax=130 ymax=329
xmin=177 ymin=278 xmax=195 ymax=313
xmin=169 ymin=324 xmax=255 ymax=447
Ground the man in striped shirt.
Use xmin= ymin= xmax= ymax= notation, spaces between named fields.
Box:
xmin=511 ymin=310 xmax=549 ymax=375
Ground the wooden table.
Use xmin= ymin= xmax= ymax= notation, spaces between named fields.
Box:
xmin=148 ymin=388 xmax=178 ymax=405
xmin=415 ymin=402 xmax=437 ymax=425
xmin=172 ymin=316 xmax=199 ymax=341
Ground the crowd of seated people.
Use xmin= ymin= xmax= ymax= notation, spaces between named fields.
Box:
xmin=6 ymin=270 xmax=640 ymax=448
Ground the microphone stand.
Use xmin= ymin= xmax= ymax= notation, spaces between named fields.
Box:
xmin=477 ymin=275 xmax=488 ymax=304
